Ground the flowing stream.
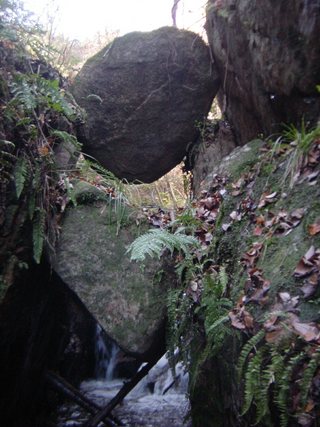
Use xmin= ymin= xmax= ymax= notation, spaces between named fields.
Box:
xmin=57 ymin=325 xmax=191 ymax=427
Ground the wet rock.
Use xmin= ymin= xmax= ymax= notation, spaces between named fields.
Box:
xmin=72 ymin=27 xmax=219 ymax=183
xmin=206 ymin=0 xmax=320 ymax=144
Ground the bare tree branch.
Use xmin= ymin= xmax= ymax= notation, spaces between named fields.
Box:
xmin=171 ymin=0 xmax=182 ymax=27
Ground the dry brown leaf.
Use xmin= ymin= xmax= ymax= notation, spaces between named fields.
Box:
xmin=294 ymin=260 xmax=314 ymax=277
xmin=292 ymin=321 xmax=320 ymax=342
xmin=290 ymin=208 xmax=305 ymax=220
xmin=253 ymin=226 xmax=263 ymax=236
xmin=308 ymin=219 xmax=320 ymax=236
xmin=301 ymin=273 xmax=319 ymax=298
xmin=255 ymin=215 xmax=265 ymax=225
xmin=229 ymin=306 xmax=254 ymax=331
xmin=265 ymin=327 xmax=285 ymax=344
xmin=264 ymin=314 xmax=279 ymax=331
xmin=229 ymin=311 xmax=246 ymax=330
xmin=258 ymin=191 xmax=278 ymax=209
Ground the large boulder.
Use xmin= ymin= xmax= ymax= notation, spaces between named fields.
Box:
xmin=52 ymin=183 xmax=176 ymax=359
xmin=72 ymin=27 xmax=219 ymax=183
xmin=206 ymin=0 xmax=320 ymax=144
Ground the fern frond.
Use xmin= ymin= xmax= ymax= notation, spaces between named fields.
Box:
xmin=127 ymin=228 xmax=199 ymax=262
xmin=10 ymin=78 xmax=37 ymax=111
xmin=32 ymin=208 xmax=45 ymax=264
xmin=51 ymin=129 xmax=81 ymax=150
xmin=300 ymin=347 xmax=320 ymax=406
xmin=255 ymin=362 xmax=273 ymax=423
xmin=275 ymin=351 xmax=306 ymax=427
xmin=237 ymin=329 xmax=265 ymax=379
xmin=14 ymin=156 xmax=29 ymax=198
xmin=207 ymin=315 xmax=229 ymax=333
xmin=242 ymin=346 xmax=264 ymax=415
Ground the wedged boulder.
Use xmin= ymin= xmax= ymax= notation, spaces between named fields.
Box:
xmin=72 ymin=27 xmax=219 ymax=183
xmin=52 ymin=183 xmax=176 ymax=359
xmin=206 ymin=0 xmax=320 ymax=144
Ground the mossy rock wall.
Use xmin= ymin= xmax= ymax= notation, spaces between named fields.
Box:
xmin=190 ymin=137 xmax=320 ymax=426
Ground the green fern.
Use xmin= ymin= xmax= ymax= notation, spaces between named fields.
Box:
xmin=32 ymin=208 xmax=45 ymax=264
xmin=14 ymin=156 xmax=29 ymax=198
xmin=51 ymin=129 xmax=81 ymax=150
xmin=9 ymin=78 xmax=37 ymax=111
xmin=299 ymin=347 xmax=320 ymax=406
xmin=127 ymin=228 xmax=199 ymax=262
xmin=255 ymin=362 xmax=273 ymax=423
xmin=275 ymin=351 xmax=306 ymax=427
xmin=237 ymin=329 xmax=265 ymax=379
xmin=202 ymin=270 xmax=233 ymax=354
xmin=9 ymin=75 xmax=74 ymax=118
xmin=242 ymin=346 xmax=265 ymax=415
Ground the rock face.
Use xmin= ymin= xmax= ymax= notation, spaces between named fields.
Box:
xmin=189 ymin=136 xmax=320 ymax=426
xmin=206 ymin=0 xmax=320 ymax=144
xmin=52 ymin=183 xmax=175 ymax=359
xmin=190 ymin=119 xmax=236 ymax=195
xmin=72 ymin=27 xmax=219 ymax=183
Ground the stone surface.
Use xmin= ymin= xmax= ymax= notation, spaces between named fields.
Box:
xmin=72 ymin=27 xmax=219 ymax=183
xmin=190 ymin=119 xmax=237 ymax=195
xmin=52 ymin=186 xmax=175 ymax=358
xmin=189 ymin=136 xmax=320 ymax=426
xmin=206 ymin=0 xmax=320 ymax=144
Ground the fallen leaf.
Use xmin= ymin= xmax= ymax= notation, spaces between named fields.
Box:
xmin=305 ymin=400 xmax=315 ymax=413
xmin=305 ymin=246 xmax=316 ymax=261
xmin=255 ymin=215 xmax=265 ymax=225
xmin=294 ymin=246 xmax=319 ymax=278
xmin=290 ymin=208 xmax=305 ymax=220
xmin=230 ymin=210 xmax=240 ymax=221
xmin=229 ymin=307 xmax=254 ymax=331
xmin=292 ymin=321 xmax=320 ymax=342
xmin=258 ymin=191 xmax=278 ymax=209
xmin=301 ymin=273 xmax=319 ymax=298
xmin=266 ymin=191 xmax=278 ymax=199
xmin=294 ymin=260 xmax=314 ymax=277
xmin=229 ymin=311 xmax=246 ymax=330
xmin=264 ymin=314 xmax=279 ymax=331
xmin=265 ymin=327 xmax=288 ymax=344
xmin=308 ymin=219 xmax=320 ymax=236
xmin=221 ymin=223 xmax=231 ymax=232
xmin=253 ymin=226 xmax=263 ymax=236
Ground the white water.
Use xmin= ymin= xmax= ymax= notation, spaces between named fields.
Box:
xmin=95 ymin=324 xmax=119 ymax=380
xmin=57 ymin=325 xmax=190 ymax=426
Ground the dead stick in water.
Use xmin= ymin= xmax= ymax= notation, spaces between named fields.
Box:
xmin=84 ymin=353 xmax=164 ymax=427
xmin=45 ymin=371 xmax=122 ymax=427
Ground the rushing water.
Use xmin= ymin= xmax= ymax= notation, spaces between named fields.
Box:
xmin=95 ymin=325 xmax=119 ymax=381
xmin=57 ymin=325 xmax=191 ymax=427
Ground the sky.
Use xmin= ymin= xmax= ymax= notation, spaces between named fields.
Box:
xmin=22 ymin=0 xmax=206 ymax=40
